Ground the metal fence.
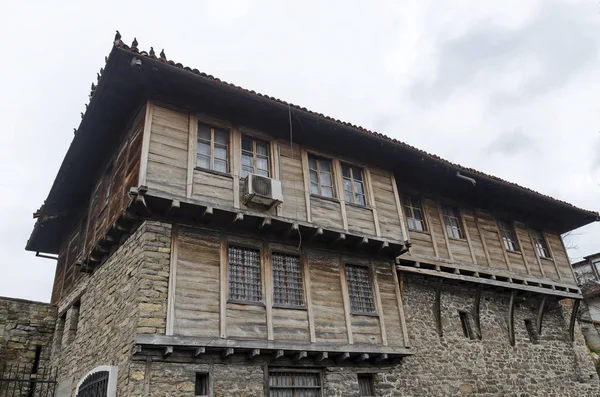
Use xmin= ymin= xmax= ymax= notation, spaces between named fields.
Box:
xmin=0 ymin=364 xmax=57 ymax=397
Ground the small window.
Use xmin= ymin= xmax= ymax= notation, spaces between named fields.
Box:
xmin=195 ymin=373 xmax=209 ymax=396
xmin=241 ymin=136 xmax=270 ymax=178
xmin=441 ymin=205 xmax=463 ymax=239
xmin=272 ymin=253 xmax=304 ymax=307
xmin=498 ymin=220 xmax=519 ymax=252
xmin=531 ymin=229 xmax=550 ymax=258
xmin=228 ymin=246 xmax=262 ymax=302
xmin=269 ymin=371 xmax=322 ymax=396
xmin=524 ymin=319 xmax=539 ymax=344
xmin=341 ymin=164 xmax=366 ymax=206
xmin=358 ymin=374 xmax=375 ymax=396
xmin=32 ymin=346 xmax=42 ymax=374
xmin=308 ymin=155 xmax=335 ymax=198
xmin=345 ymin=265 xmax=376 ymax=314
xmin=197 ymin=123 xmax=229 ymax=173
xmin=403 ymin=197 xmax=427 ymax=232
xmin=458 ymin=311 xmax=475 ymax=340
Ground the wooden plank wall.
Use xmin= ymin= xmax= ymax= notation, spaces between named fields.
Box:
xmin=168 ymin=227 xmax=408 ymax=348
xmin=50 ymin=106 xmax=145 ymax=304
xmin=371 ymin=169 xmax=404 ymax=241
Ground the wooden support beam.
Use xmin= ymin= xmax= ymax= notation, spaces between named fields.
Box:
xmin=163 ymin=346 xmax=173 ymax=357
xmin=336 ymin=352 xmax=350 ymax=364
xmin=508 ymin=290 xmax=516 ymax=346
xmin=311 ymin=227 xmax=324 ymax=240
xmin=379 ymin=241 xmax=390 ymax=251
xmin=332 ymin=233 xmax=346 ymax=245
xmin=167 ymin=199 xmax=180 ymax=216
xmin=354 ymin=353 xmax=369 ymax=362
xmin=285 ymin=223 xmax=299 ymax=239
xmin=222 ymin=348 xmax=234 ymax=358
xmin=358 ymin=236 xmax=369 ymax=246
xmin=202 ymin=207 xmax=214 ymax=217
xmin=294 ymin=351 xmax=307 ymax=362
xmin=434 ymin=279 xmax=443 ymax=337
xmin=232 ymin=213 xmax=244 ymax=223
xmin=537 ymin=296 xmax=547 ymax=336
xmin=115 ymin=222 xmax=129 ymax=232
xmin=316 ymin=352 xmax=328 ymax=362
xmin=246 ymin=349 xmax=260 ymax=360
xmin=569 ymin=299 xmax=581 ymax=343
xmin=273 ymin=350 xmax=284 ymax=360
xmin=132 ymin=345 xmax=142 ymax=355
xmin=473 ymin=285 xmax=482 ymax=340
xmin=374 ymin=353 xmax=388 ymax=362
xmin=193 ymin=347 xmax=205 ymax=357
xmin=259 ymin=217 xmax=272 ymax=230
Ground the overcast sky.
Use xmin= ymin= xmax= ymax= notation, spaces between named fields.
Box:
xmin=1 ymin=0 xmax=599 ymax=303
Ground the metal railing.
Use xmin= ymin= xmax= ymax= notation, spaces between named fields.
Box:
xmin=0 ymin=364 xmax=57 ymax=397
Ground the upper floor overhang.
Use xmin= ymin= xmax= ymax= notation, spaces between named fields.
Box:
xmin=26 ymin=36 xmax=599 ymax=254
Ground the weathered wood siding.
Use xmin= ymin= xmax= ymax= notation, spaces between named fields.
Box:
xmin=279 ymin=143 xmax=307 ymax=222
xmin=371 ymin=169 xmax=403 ymax=241
xmin=424 ymin=200 xmax=450 ymax=259
xmin=167 ymin=227 xmax=409 ymax=348
xmin=51 ymin=106 xmax=145 ymax=304
xmin=346 ymin=205 xmax=376 ymax=236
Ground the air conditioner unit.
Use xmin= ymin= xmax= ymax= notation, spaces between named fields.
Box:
xmin=243 ymin=174 xmax=283 ymax=208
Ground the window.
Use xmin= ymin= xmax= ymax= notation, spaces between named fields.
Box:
xmin=594 ymin=260 xmax=600 ymax=279
xmin=273 ymin=253 xmax=304 ymax=307
xmin=32 ymin=346 xmax=42 ymax=374
xmin=403 ymin=197 xmax=427 ymax=232
xmin=308 ymin=155 xmax=335 ymax=198
xmin=197 ymin=123 xmax=229 ymax=173
xmin=241 ymin=136 xmax=270 ymax=178
xmin=345 ymin=265 xmax=376 ymax=314
xmin=228 ymin=246 xmax=262 ymax=302
xmin=269 ymin=371 xmax=322 ymax=397
xmin=441 ymin=205 xmax=463 ymax=239
xmin=524 ymin=319 xmax=539 ymax=344
xmin=531 ymin=229 xmax=550 ymax=258
xmin=498 ymin=220 xmax=519 ymax=252
xmin=358 ymin=374 xmax=375 ymax=396
xmin=341 ymin=164 xmax=366 ymax=206
xmin=195 ymin=373 xmax=209 ymax=396
xmin=458 ymin=311 xmax=475 ymax=340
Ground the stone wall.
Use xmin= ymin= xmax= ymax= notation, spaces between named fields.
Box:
xmin=49 ymin=220 xmax=171 ymax=396
xmin=0 ymin=296 xmax=56 ymax=370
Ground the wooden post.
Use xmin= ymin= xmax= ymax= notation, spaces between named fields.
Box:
xmin=508 ymin=290 xmax=516 ymax=346
xmin=138 ymin=101 xmax=154 ymax=187
xmin=219 ymin=236 xmax=228 ymax=338
xmin=364 ymin=168 xmax=381 ymax=237
xmin=390 ymin=174 xmax=410 ymax=243
xmin=333 ymin=159 xmax=349 ymax=231
xmin=472 ymin=285 xmax=482 ymax=340
xmin=300 ymin=150 xmax=312 ymax=222
xmin=528 ymin=229 xmax=546 ymax=277
xmin=461 ymin=214 xmax=477 ymax=264
xmin=437 ymin=203 xmax=453 ymax=260
xmin=371 ymin=262 xmax=387 ymax=346
xmin=232 ymin=128 xmax=241 ymax=209
xmin=434 ymin=279 xmax=443 ymax=337
xmin=513 ymin=222 xmax=531 ymax=275
xmin=544 ymin=232 xmax=562 ymax=281
xmin=302 ymin=252 xmax=316 ymax=343
xmin=186 ymin=113 xmax=198 ymax=198
xmin=474 ymin=212 xmax=492 ymax=267
xmin=263 ymin=241 xmax=274 ymax=341
xmin=166 ymin=225 xmax=179 ymax=336
xmin=536 ymin=296 xmax=546 ymax=336
xmin=569 ymin=299 xmax=580 ymax=343
xmin=339 ymin=260 xmax=354 ymax=345
xmin=391 ymin=263 xmax=410 ymax=347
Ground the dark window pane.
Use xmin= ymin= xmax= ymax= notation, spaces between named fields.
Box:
xmin=228 ymin=246 xmax=261 ymax=302
xmin=346 ymin=265 xmax=375 ymax=313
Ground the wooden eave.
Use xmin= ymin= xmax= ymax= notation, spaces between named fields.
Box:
xmin=27 ymin=43 xmax=598 ymax=254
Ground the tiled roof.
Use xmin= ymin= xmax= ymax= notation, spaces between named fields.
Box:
xmin=103 ymin=33 xmax=597 ymax=218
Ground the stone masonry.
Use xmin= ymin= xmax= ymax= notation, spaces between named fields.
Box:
xmin=48 ymin=220 xmax=600 ymax=396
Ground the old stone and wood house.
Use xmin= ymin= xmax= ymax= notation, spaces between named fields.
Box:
xmin=22 ymin=33 xmax=600 ymax=396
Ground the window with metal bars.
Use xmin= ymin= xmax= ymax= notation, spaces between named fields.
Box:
xmin=268 ymin=371 xmax=322 ymax=397
xmin=403 ymin=196 xmax=427 ymax=232
xmin=195 ymin=373 xmax=209 ymax=396
xmin=345 ymin=265 xmax=376 ymax=314
xmin=241 ymin=136 xmax=270 ymax=178
xmin=498 ymin=220 xmax=519 ymax=252
xmin=441 ymin=204 xmax=463 ymax=239
xmin=341 ymin=164 xmax=366 ymax=206
xmin=357 ymin=374 xmax=375 ymax=396
xmin=272 ymin=253 xmax=305 ymax=307
xmin=228 ymin=246 xmax=262 ymax=302
xmin=308 ymin=155 xmax=335 ymax=198
xmin=197 ymin=123 xmax=229 ymax=173
xmin=531 ymin=229 xmax=550 ymax=258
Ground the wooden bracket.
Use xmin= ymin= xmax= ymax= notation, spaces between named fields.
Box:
xmin=294 ymin=351 xmax=307 ymax=362
xmin=434 ymin=279 xmax=443 ymax=337
xmin=285 ymin=223 xmax=299 ymax=239
xmin=193 ymin=347 xmax=205 ymax=357
xmin=472 ymin=285 xmax=482 ymax=340
xmin=202 ymin=207 xmax=214 ymax=218
xmin=132 ymin=345 xmax=142 ymax=355
xmin=332 ymin=233 xmax=346 ymax=245
xmin=259 ymin=217 xmax=272 ymax=230
xmin=536 ymin=296 xmax=547 ymax=336
xmin=336 ymin=352 xmax=350 ymax=364
xmin=232 ymin=213 xmax=244 ymax=223
xmin=311 ymin=227 xmax=324 ymax=240
xmin=316 ymin=352 xmax=328 ymax=362
xmin=508 ymin=290 xmax=516 ymax=346
xmin=163 ymin=346 xmax=173 ymax=357
xmin=222 ymin=348 xmax=234 ymax=358
xmin=167 ymin=199 xmax=180 ymax=216
xmin=569 ymin=299 xmax=581 ymax=343
xmin=246 ymin=349 xmax=260 ymax=360
xmin=354 ymin=353 xmax=369 ymax=362
xmin=273 ymin=350 xmax=284 ymax=360
xmin=374 ymin=353 xmax=388 ymax=362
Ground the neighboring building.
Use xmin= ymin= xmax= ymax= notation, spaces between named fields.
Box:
xmin=24 ymin=33 xmax=600 ymax=396
xmin=573 ymin=252 xmax=600 ymax=322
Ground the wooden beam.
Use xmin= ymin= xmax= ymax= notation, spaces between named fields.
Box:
xmin=259 ymin=217 xmax=272 ymax=230
xmin=302 ymin=253 xmax=317 ymax=343
xmin=371 ymin=262 xmax=387 ymax=347
xmin=461 ymin=214 xmax=477 ymax=264
xmin=508 ymin=290 xmax=516 ymax=346
xmin=379 ymin=241 xmax=389 ymax=251
xmin=263 ymin=241 xmax=274 ymax=341
xmin=273 ymin=350 xmax=284 ymax=360
xmin=300 ymin=150 xmax=312 ymax=222
xmin=138 ymin=101 xmax=154 ymax=186
xmin=193 ymin=347 xmax=205 ymax=357
xmin=434 ymin=279 xmax=443 ymax=337
xmin=222 ymin=348 xmax=234 ymax=358
xmin=231 ymin=128 xmax=241 ymax=209
xmin=472 ymin=285 xmax=482 ymax=340
xmin=186 ymin=113 xmax=197 ymax=199
xmin=332 ymin=233 xmax=346 ymax=245
xmin=232 ymin=213 xmax=244 ymax=223
xmin=374 ymin=353 xmax=388 ymax=362
xmin=339 ymin=261 xmax=354 ymax=345
xmin=316 ymin=352 xmax=328 ymax=362
xmin=310 ymin=227 xmax=324 ymax=240
xmin=285 ymin=223 xmax=299 ymax=239
xmin=528 ymin=229 xmax=546 ymax=277
xmin=437 ymin=203 xmax=454 ymax=260
xmin=166 ymin=225 xmax=179 ymax=336
xmin=219 ymin=236 xmax=228 ymax=338
xmin=167 ymin=199 xmax=180 ymax=216
xmin=569 ymin=299 xmax=580 ymax=343
xmin=513 ymin=222 xmax=531 ymax=275
xmin=247 ymin=349 xmax=260 ymax=360
xmin=391 ymin=264 xmax=410 ymax=347
xmin=536 ymin=296 xmax=546 ymax=336
xmin=336 ymin=352 xmax=350 ymax=363
xmin=497 ymin=224 xmax=513 ymax=272
xmin=390 ymin=174 xmax=410 ymax=242
xmin=202 ymin=207 xmax=214 ymax=218
xmin=474 ymin=213 xmax=492 ymax=267
xmin=132 ymin=345 xmax=142 ymax=355
xmin=294 ymin=351 xmax=307 ymax=362
xmin=163 ymin=346 xmax=173 ymax=357
xmin=354 ymin=353 xmax=369 ymax=362
xmin=364 ymin=168 xmax=381 ymax=237
xmin=358 ymin=236 xmax=369 ymax=246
